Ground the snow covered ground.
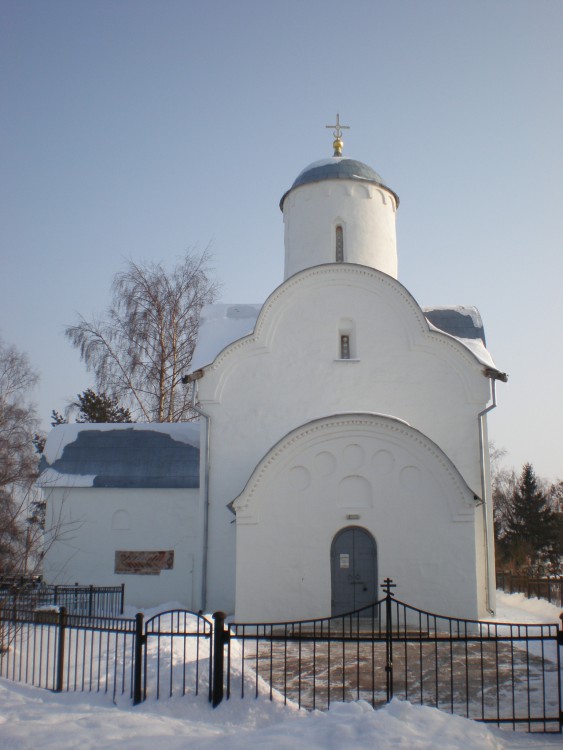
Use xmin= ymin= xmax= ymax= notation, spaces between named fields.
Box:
xmin=0 ymin=592 xmax=561 ymax=750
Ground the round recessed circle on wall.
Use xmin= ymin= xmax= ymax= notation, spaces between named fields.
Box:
xmin=315 ymin=451 xmax=336 ymax=476
xmin=372 ymin=449 xmax=395 ymax=475
xmin=343 ymin=444 xmax=365 ymax=470
xmin=289 ymin=465 xmax=311 ymax=491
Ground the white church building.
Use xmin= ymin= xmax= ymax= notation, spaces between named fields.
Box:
xmin=40 ymin=122 xmax=506 ymax=622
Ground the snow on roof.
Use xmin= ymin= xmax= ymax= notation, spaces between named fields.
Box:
xmin=423 ymin=306 xmax=485 ymax=343
xmin=445 ymin=334 xmax=498 ymax=369
xmin=423 ymin=305 xmax=499 ymax=370
xmin=190 ymin=302 xmax=500 ymax=375
xmin=39 ymin=422 xmax=201 ymax=489
xmin=190 ymin=303 xmax=262 ymax=372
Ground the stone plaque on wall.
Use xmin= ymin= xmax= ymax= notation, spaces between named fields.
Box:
xmin=115 ymin=550 xmax=174 ymax=575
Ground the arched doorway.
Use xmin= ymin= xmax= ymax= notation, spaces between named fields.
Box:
xmin=331 ymin=527 xmax=377 ymax=616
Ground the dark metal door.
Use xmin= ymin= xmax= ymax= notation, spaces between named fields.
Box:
xmin=331 ymin=527 xmax=377 ymax=616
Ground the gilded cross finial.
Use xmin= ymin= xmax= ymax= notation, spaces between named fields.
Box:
xmin=326 ymin=113 xmax=350 ymax=156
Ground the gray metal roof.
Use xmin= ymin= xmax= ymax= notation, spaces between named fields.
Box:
xmin=423 ymin=306 xmax=486 ymax=345
xmin=39 ymin=425 xmax=200 ymax=489
xmin=280 ymin=157 xmax=399 ymax=210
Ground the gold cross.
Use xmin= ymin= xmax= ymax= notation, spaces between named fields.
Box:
xmin=325 ymin=113 xmax=350 ymax=156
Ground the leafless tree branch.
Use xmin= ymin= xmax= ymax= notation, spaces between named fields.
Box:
xmin=0 ymin=338 xmax=42 ymax=575
xmin=65 ymin=247 xmax=219 ymax=421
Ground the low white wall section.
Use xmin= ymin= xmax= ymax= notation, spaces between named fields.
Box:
xmin=42 ymin=487 xmax=202 ymax=610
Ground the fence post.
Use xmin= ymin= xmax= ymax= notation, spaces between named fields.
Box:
xmin=381 ymin=578 xmax=396 ymax=703
xmin=55 ymin=606 xmax=67 ymax=692
xmin=133 ymin=612 xmax=144 ymax=705
xmin=120 ymin=584 xmax=125 ymax=615
xmin=212 ymin=611 xmax=228 ymax=707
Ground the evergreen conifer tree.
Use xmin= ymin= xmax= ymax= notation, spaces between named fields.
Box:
xmin=74 ymin=389 xmax=132 ymax=423
xmin=504 ymin=463 xmax=558 ymax=570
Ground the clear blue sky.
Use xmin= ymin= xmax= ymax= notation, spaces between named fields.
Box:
xmin=1 ymin=0 xmax=562 ymax=480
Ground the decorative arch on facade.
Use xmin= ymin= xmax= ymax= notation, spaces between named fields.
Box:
xmin=232 ymin=412 xmax=484 ymax=622
xmin=231 ymin=413 xmax=478 ymax=523
xmin=197 ymin=265 xmax=497 ymax=402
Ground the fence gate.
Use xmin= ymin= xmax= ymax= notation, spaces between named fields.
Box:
xmin=2 ymin=583 xmax=561 ymax=732
xmin=142 ymin=610 xmax=213 ymax=702
xmin=221 ymin=579 xmax=562 ymax=733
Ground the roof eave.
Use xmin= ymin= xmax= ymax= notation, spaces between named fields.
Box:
xmin=279 ymin=178 xmax=400 ymax=212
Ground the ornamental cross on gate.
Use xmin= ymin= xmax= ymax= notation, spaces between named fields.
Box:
xmin=381 ymin=577 xmax=397 ymax=598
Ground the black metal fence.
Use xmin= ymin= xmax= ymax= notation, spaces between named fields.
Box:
xmin=496 ymin=572 xmax=563 ymax=608
xmin=1 ymin=581 xmax=561 ymax=734
xmin=0 ymin=607 xmax=138 ymax=701
xmin=224 ymin=580 xmax=562 ymax=732
xmin=0 ymin=605 xmax=213 ymax=705
xmin=0 ymin=581 xmax=125 ymax=617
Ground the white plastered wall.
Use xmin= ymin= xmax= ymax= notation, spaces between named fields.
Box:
xmin=283 ymin=181 xmax=398 ymax=279
xmin=233 ymin=415 xmax=482 ymax=622
xmin=197 ymin=265 xmax=492 ymax=615
xmin=42 ymin=487 xmax=202 ymax=609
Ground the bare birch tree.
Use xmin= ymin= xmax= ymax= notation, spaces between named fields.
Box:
xmin=0 ymin=338 xmax=41 ymax=575
xmin=65 ymin=248 xmax=219 ymax=421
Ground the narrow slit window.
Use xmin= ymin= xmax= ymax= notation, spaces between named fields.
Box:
xmin=335 ymin=225 xmax=344 ymax=262
xmin=340 ymin=334 xmax=350 ymax=359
